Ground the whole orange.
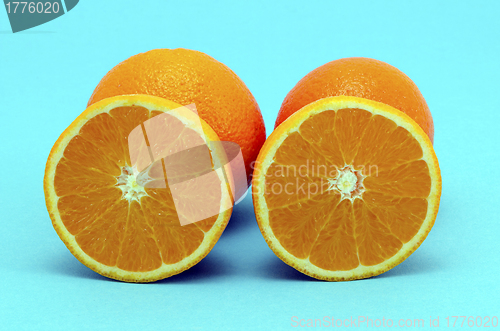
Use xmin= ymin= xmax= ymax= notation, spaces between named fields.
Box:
xmin=88 ymin=48 xmax=266 ymax=182
xmin=275 ymin=57 xmax=434 ymax=142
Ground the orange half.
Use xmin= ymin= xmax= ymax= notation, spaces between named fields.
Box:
xmin=44 ymin=95 xmax=232 ymax=282
xmin=252 ymin=96 xmax=441 ymax=281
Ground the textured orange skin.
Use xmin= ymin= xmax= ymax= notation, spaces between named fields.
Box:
xmin=276 ymin=57 xmax=434 ymax=143
xmin=88 ymin=48 xmax=266 ymax=182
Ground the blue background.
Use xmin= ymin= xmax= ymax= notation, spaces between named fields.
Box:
xmin=1 ymin=1 xmax=499 ymax=329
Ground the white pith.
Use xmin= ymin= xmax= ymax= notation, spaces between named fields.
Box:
xmin=327 ymin=165 xmax=366 ymax=202
xmin=115 ymin=165 xmax=151 ymax=202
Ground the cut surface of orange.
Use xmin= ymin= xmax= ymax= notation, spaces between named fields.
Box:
xmin=252 ymin=96 xmax=441 ymax=281
xmin=44 ymin=95 xmax=232 ymax=282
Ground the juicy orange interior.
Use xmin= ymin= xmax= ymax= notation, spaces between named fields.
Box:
xmin=264 ymin=108 xmax=431 ymax=270
xmin=54 ymin=106 xmax=219 ymax=272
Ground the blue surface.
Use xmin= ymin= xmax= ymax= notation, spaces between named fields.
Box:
xmin=1 ymin=1 xmax=499 ymax=329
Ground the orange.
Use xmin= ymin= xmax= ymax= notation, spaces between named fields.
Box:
xmin=88 ymin=48 xmax=266 ymax=183
xmin=44 ymin=95 xmax=233 ymax=282
xmin=276 ymin=57 xmax=434 ymax=143
xmin=252 ymin=96 xmax=441 ymax=281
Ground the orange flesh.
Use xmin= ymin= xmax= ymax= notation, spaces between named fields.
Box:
xmin=264 ymin=108 xmax=431 ymax=270
xmin=54 ymin=106 xmax=219 ymax=272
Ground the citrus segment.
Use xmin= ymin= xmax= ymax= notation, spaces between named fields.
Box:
xmin=308 ymin=199 xmax=357 ymax=271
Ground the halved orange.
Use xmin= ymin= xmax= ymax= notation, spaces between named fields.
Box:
xmin=44 ymin=95 xmax=232 ymax=282
xmin=252 ymin=96 xmax=441 ymax=281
